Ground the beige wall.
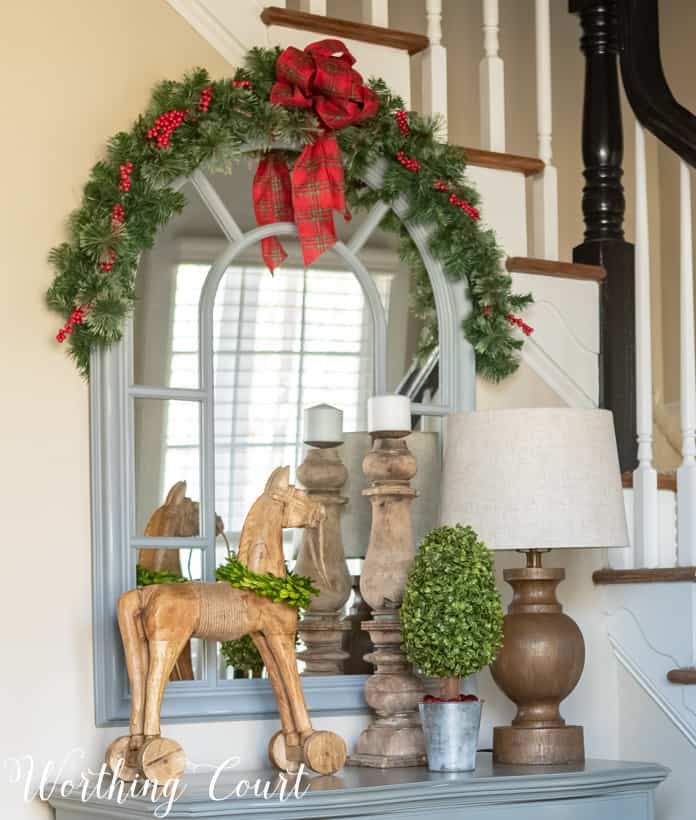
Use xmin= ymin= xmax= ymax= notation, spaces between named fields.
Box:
xmin=0 ymin=5 xmax=369 ymax=819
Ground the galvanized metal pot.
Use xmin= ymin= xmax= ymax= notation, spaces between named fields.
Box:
xmin=419 ymin=700 xmax=482 ymax=771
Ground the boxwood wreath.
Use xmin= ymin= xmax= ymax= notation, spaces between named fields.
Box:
xmin=136 ymin=556 xmax=316 ymax=677
xmin=46 ymin=43 xmax=532 ymax=380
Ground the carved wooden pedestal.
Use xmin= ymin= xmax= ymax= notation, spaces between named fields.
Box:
xmin=349 ymin=433 xmax=426 ymax=768
xmin=490 ymin=555 xmax=585 ymax=765
xmin=295 ymin=446 xmax=352 ymax=675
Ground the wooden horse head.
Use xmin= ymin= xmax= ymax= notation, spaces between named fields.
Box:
xmin=144 ymin=481 xmax=200 ymax=538
xmin=143 ymin=481 xmax=225 ymax=540
xmin=239 ymin=467 xmax=328 ymax=583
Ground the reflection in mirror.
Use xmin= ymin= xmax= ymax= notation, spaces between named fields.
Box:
xmin=133 ymin=399 xmax=200 ymax=537
xmin=133 ymin=179 xmax=229 ymax=389
xmin=130 ymin=165 xmax=440 ymax=685
xmin=132 ymin=543 xmax=206 ymax=681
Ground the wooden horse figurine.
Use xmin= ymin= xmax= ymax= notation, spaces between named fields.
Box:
xmin=105 ymin=467 xmax=347 ymax=783
xmin=138 ymin=481 xmax=225 ymax=680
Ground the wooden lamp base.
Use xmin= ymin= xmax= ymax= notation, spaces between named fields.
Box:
xmin=490 ymin=552 xmax=586 ymax=765
xmin=493 ymin=725 xmax=584 ymax=766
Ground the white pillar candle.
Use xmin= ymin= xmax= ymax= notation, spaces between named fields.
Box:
xmin=367 ymin=394 xmax=411 ymax=434
xmin=304 ymin=404 xmax=343 ymax=446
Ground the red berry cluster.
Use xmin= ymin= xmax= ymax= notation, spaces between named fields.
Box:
xmin=198 ymin=85 xmax=213 ymax=112
xmin=118 ymin=161 xmax=134 ymax=192
xmin=147 ymin=108 xmax=188 ymax=149
xmin=396 ymin=150 xmax=420 ymax=172
xmin=482 ymin=305 xmax=492 ymax=317
xmin=507 ymin=312 xmax=534 ymax=336
xmin=396 ymin=110 xmax=410 ymax=136
xmin=111 ymin=203 xmax=125 ymax=226
xmin=434 ymin=180 xmax=480 ymax=220
xmin=422 ymin=694 xmax=479 ymax=703
xmin=56 ymin=304 xmax=90 ymax=343
xmin=99 ymin=249 xmax=116 ymax=272
xmin=232 ymin=79 xmax=251 ymax=89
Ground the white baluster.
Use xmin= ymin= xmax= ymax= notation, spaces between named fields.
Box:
xmin=531 ymin=0 xmax=559 ymax=259
xmin=480 ymin=0 xmax=506 ymax=152
xmin=678 ymin=160 xmax=696 ymax=566
xmin=299 ymin=0 xmax=327 ymax=14
xmin=633 ymin=123 xmax=659 ymax=568
xmin=419 ymin=0 xmax=448 ymax=139
xmin=362 ymin=0 xmax=388 ymax=27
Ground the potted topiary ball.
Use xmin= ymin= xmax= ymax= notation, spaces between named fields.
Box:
xmin=401 ymin=524 xmax=504 ymax=771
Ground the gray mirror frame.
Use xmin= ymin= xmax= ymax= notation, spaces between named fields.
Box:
xmin=91 ymin=152 xmax=475 ymax=726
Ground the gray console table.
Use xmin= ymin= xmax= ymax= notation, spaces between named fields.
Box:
xmin=49 ymin=754 xmax=668 ymax=819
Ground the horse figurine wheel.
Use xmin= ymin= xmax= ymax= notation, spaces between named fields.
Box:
xmin=105 ymin=466 xmax=348 ymax=783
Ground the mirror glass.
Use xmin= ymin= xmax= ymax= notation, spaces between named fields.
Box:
xmin=131 ymin=163 xmax=434 ymax=682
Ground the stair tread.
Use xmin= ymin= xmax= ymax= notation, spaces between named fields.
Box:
xmin=621 ymin=471 xmax=677 ymax=492
xmin=506 ymin=256 xmax=606 ymax=282
xmin=667 ymin=668 xmax=696 ymax=684
xmin=260 ymin=6 xmax=429 ymax=54
xmin=593 ymin=567 xmax=696 ymax=584
xmin=458 ymin=147 xmax=545 ymax=177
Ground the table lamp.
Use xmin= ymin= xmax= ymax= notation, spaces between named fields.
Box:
xmin=440 ymin=408 xmax=628 ymax=765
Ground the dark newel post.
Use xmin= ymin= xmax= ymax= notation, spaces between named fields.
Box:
xmin=570 ymin=0 xmax=636 ymax=471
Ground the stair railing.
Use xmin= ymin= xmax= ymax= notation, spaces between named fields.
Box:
xmin=478 ymin=0 xmax=560 ymax=259
xmin=572 ymin=0 xmax=696 ymax=568
xmin=617 ymin=0 xmax=696 ymax=568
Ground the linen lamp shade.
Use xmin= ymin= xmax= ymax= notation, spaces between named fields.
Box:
xmin=439 ymin=408 xmax=628 ymax=551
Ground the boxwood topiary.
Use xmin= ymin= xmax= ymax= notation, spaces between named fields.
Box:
xmin=401 ymin=524 xmax=504 ymax=699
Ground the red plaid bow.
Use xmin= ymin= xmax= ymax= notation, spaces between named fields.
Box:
xmin=253 ymin=39 xmax=379 ymax=271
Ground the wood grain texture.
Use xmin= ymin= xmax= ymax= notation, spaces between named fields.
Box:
xmin=350 ymin=434 xmax=425 ymax=768
xmin=667 ymin=667 xmax=696 ymax=684
xmin=506 ymin=256 xmax=607 ymax=282
xmin=593 ymin=567 xmax=696 ymax=584
xmin=108 ymin=467 xmax=347 ymax=781
xmin=622 ymin=471 xmax=677 ymax=492
xmin=491 ymin=568 xmax=585 ymax=765
xmin=260 ymin=6 xmax=429 ymax=54
xmin=458 ymin=147 xmax=545 ymax=176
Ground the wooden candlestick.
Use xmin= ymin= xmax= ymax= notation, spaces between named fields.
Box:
xmin=349 ymin=433 xmax=426 ymax=768
xmin=294 ymin=446 xmax=352 ymax=675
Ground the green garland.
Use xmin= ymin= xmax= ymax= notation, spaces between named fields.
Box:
xmin=46 ymin=47 xmax=531 ymax=381
xmin=136 ymin=564 xmax=187 ymax=587
xmin=220 ymin=634 xmax=265 ymax=678
xmin=214 ymin=555 xmax=318 ymax=611
xmin=136 ymin=558 xmax=314 ymax=676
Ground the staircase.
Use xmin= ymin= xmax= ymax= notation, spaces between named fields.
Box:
xmin=166 ymin=0 xmax=696 ymax=768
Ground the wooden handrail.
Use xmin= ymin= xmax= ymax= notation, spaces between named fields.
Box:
xmin=458 ymin=147 xmax=545 ymax=177
xmin=617 ymin=0 xmax=696 ymax=169
xmin=260 ymin=7 xmax=429 ymax=55
xmin=667 ymin=668 xmax=696 ymax=684
xmin=593 ymin=567 xmax=696 ymax=584
xmin=506 ymin=257 xmax=606 ymax=282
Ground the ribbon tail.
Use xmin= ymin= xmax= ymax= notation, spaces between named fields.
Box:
xmin=291 ymin=134 xmax=346 ymax=268
xmin=253 ymin=154 xmax=294 ymax=272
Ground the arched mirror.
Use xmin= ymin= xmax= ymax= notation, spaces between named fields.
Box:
xmin=92 ymin=151 xmax=472 ymax=725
